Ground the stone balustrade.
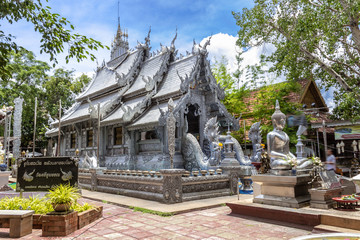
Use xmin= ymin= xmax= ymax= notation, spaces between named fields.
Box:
xmin=78 ymin=167 xmax=240 ymax=204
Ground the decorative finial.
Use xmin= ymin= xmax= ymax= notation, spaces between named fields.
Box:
xmin=145 ymin=26 xmax=151 ymax=45
xmin=117 ymin=0 xmax=120 ymax=27
xmin=275 ymin=99 xmax=280 ymax=111
xmin=168 ymin=98 xmax=174 ymax=112
xmin=202 ymin=35 xmax=212 ymax=50
xmin=170 ymin=27 xmax=177 ymax=50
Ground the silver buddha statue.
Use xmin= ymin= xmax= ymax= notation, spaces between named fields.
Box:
xmin=267 ymin=100 xmax=312 ymax=170
xmin=267 ymin=100 xmax=294 ymax=170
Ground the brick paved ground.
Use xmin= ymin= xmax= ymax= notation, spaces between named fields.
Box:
xmin=0 ymin=199 xmax=312 ymax=239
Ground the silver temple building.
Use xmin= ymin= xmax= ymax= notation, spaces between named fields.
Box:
xmin=46 ymin=23 xmax=244 ymax=171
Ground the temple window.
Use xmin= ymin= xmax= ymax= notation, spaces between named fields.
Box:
xmin=146 ymin=130 xmax=158 ymax=140
xmin=114 ymin=127 xmax=123 ymax=145
xmin=70 ymin=133 xmax=76 ymax=149
xmin=87 ymin=130 xmax=93 ymax=147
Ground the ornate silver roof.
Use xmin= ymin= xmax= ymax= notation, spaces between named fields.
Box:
xmin=153 ymin=55 xmax=198 ymax=100
xmin=46 ymin=30 xmax=239 ymax=136
xmin=128 ymin=99 xmax=180 ymax=131
xmin=124 ymin=51 xmax=170 ymax=97
xmin=77 ymin=50 xmax=143 ymax=101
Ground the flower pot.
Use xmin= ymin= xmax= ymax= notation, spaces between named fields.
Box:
xmin=52 ymin=202 xmax=72 ymax=212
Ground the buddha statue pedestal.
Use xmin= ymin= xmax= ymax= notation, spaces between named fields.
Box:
xmin=308 ymin=187 xmax=344 ymax=209
xmin=252 ymin=173 xmax=311 ymax=208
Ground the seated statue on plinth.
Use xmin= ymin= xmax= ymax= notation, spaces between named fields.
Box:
xmin=267 ymin=100 xmax=312 ymax=170
xmin=267 ymin=100 xmax=294 ymax=170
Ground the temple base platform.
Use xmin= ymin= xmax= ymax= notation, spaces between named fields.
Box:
xmin=252 ymin=173 xmax=311 ymax=208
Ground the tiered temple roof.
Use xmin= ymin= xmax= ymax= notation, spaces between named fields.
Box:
xmin=47 ymin=29 xmax=236 ymax=137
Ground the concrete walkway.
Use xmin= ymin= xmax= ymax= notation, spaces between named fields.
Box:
xmin=81 ymin=189 xmax=253 ymax=214
xmin=0 ymin=198 xmax=311 ymax=239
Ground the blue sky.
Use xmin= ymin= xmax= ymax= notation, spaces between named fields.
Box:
xmin=2 ymin=0 xmax=335 ymax=109
xmin=2 ymin=0 xmax=253 ymax=75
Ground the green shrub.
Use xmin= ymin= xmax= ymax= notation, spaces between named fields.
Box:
xmin=0 ymin=185 xmax=95 ymax=214
xmin=0 ymin=196 xmax=53 ymax=214
xmin=71 ymin=202 xmax=95 ymax=213
xmin=47 ymin=184 xmax=81 ymax=204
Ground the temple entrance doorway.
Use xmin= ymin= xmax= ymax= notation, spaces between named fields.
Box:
xmin=185 ymin=104 xmax=200 ymax=140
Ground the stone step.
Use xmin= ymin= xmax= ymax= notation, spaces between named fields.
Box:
xmin=320 ymin=214 xmax=360 ymax=231
xmin=183 ymin=189 xmax=230 ymax=202
xmin=226 ymin=202 xmax=320 ymax=226
xmin=313 ymin=224 xmax=360 ymax=234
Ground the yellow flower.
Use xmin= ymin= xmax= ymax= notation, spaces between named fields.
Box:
xmin=261 ymin=144 xmax=265 ymax=148
xmin=218 ymin=143 xmax=223 ymax=147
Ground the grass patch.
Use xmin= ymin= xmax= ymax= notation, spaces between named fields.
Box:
xmin=129 ymin=206 xmax=173 ymax=217
xmin=220 ymin=203 xmax=226 ymax=207
xmin=102 ymin=200 xmax=108 ymax=204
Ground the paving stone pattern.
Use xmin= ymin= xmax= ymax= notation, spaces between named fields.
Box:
xmin=0 ymin=199 xmax=311 ymax=239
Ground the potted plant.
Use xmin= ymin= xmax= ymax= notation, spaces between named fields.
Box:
xmin=47 ymin=184 xmax=81 ymax=212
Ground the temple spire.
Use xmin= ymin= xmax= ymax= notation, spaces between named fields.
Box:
xmin=118 ymin=0 xmax=120 ymax=26
xmin=110 ymin=0 xmax=129 ymax=61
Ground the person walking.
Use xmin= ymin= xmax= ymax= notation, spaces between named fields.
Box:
xmin=325 ymin=149 xmax=336 ymax=171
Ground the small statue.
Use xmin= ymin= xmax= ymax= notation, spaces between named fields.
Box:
xmin=296 ymin=125 xmax=313 ymax=169
xmin=82 ymin=152 xmax=98 ymax=169
xmin=52 ymin=146 xmax=56 ymax=157
xmin=204 ymin=116 xmax=221 ymax=166
xmin=259 ymin=151 xmax=270 ymax=174
xmin=267 ymin=100 xmax=312 ymax=170
xmin=249 ymin=121 xmax=263 ymax=162
xmin=267 ymin=100 xmax=295 ymax=170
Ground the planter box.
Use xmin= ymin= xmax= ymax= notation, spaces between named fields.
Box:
xmin=78 ymin=206 xmax=103 ymax=229
xmin=1 ymin=206 xmax=102 ymax=236
xmin=42 ymin=211 xmax=78 ymax=237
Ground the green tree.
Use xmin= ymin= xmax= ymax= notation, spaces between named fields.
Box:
xmin=233 ymin=0 xmax=360 ymax=120
xmin=212 ymin=56 xmax=235 ymax=92
xmin=0 ymin=49 xmax=50 ymax=148
xmin=43 ymin=69 xmax=91 ymax=118
xmin=0 ymin=49 xmax=92 ymax=149
xmin=0 ymin=0 xmax=107 ymax=79
xmin=212 ymin=57 xmax=301 ymax=146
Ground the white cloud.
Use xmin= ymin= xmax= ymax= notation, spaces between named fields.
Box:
xmin=200 ymin=33 xmax=239 ymax=73
xmin=200 ymin=33 xmax=282 ymax=87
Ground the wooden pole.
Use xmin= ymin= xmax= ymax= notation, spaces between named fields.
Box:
xmin=32 ymin=97 xmax=37 ymax=156
xmin=97 ymin=103 xmax=100 ymax=163
xmin=322 ymin=120 xmax=327 ymax=160
xmin=243 ymin=120 xmax=246 ymax=151
xmin=4 ymin=113 xmax=8 ymax=169
xmin=316 ymin=128 xmax=320 ymax=157
xmin=57 ymin=100 xmax=61 ymax=156
xmin=7 ymin=114 xmax=11 ymax=169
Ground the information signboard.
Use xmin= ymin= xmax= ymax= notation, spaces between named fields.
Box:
xmin=16 ymin=157 xmax=79 ymax=192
